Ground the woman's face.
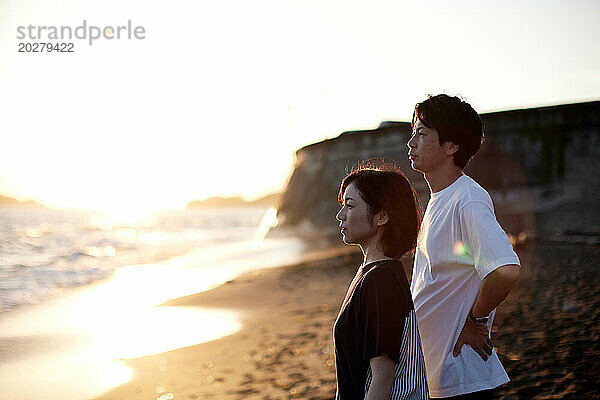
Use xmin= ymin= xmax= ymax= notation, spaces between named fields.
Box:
xmin=336 ymin=182 xmax=378 ymax=246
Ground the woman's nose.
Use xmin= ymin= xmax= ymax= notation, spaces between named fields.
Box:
xmin=336 ymin=208 xmax=345 ymax=221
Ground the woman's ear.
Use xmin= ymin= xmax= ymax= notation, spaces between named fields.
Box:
xmin=375 ymin=210 xmax=389 ymax=227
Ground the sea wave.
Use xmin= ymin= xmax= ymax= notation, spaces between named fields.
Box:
xmin=0 ymin=206 xmax=269 ymax=313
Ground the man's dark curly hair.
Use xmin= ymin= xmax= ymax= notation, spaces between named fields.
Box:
xmin=412 ymin=94 xmax=484 ymax=169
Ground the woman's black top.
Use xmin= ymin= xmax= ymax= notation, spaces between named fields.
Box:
xmin=333 ymin=259 xmax=414 ymax=400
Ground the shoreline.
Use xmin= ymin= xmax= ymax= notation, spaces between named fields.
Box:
xmin=95 ymin=240 xmax=599 ymax=400
xmin=96 ymin=247 xmax=364 ymax=400
xmin=0 ymin=234 xmax=329 ymax=400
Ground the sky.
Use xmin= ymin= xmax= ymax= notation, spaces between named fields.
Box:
xmin=1 ymin=0 xmax=599 ymax=211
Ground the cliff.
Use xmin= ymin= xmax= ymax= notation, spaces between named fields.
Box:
xmin=276 ymin=100 xmax=600 ymax=241
xmin=0 ymin=194 xmax=44 ymax=207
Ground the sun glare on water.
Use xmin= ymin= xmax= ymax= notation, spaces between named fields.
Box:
xmin=90 ymin=204 xmax=157 ymax=230
xmin=253 ymin=207 xmax=279 ymax=242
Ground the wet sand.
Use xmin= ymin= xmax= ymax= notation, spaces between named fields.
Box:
xmin=96 ymin=241 xmax=600 ymax=400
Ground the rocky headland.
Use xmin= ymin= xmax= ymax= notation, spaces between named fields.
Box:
xmin=275 ymin=100 xmax=600 ymax=244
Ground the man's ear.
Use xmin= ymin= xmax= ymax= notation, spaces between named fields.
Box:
xmin=375 ymin=210 xmax=389 ymax=227
xmin=446 ymin=141 xmax=459 ymax=156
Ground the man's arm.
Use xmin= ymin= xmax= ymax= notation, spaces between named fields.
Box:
xmin=472 ymin=264 xmax=520 ymax=317
xmin=365 ymin=354 xmax=396 ymax=400
xmin=453 ymin=264 xmax=520 ymax=360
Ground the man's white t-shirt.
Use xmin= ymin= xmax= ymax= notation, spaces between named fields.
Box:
xmin=411 ymin=174 xmax=520 ymax=398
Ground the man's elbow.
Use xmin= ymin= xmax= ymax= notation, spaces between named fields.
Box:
xmin=497 ymin=264 xmax=520 ymax=286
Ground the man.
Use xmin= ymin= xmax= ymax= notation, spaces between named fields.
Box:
xmin=407 ymin=94 xmax=520 ymax=399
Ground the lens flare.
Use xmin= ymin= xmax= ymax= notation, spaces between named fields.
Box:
xmin=454 ymin=241 xmax=467 ymax=256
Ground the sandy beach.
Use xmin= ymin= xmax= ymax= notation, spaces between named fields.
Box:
xmin=95 ymin=240 xmax=599 ymax=400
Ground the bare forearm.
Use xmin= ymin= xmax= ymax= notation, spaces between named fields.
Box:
xmin=454 ymin=265 xmax=520 ymax=360
xmin=365 ymin=377 xmax=394 ymax=400
xmin=472 ymin=264 xmax=520 ymax=317
xmin=366 ymin=355 xmax=395 ymax=400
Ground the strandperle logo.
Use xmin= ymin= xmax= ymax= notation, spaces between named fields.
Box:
xmin=16 ymin=20 xmax=146 ymax=45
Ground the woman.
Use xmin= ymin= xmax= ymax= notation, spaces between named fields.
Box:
xmin=334 ymin=161 xmax=429 ymax=400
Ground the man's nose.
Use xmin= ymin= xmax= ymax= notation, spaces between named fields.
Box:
xmin=336 ymin=208 xmax=345 ymax=221
xmin=407 ymin=135 xmax=416 ymax=149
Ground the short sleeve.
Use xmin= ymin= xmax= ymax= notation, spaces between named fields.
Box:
xmin=360 ymin=268 xmax=409 ymax=363
xmin=459 ymin=201 xmax=521 ymax=280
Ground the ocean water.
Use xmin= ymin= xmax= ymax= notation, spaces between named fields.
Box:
xmin=0 ymin=206 xmax=272 ymax=314
xmin=0 ymin=205 xmax=310 ymax=400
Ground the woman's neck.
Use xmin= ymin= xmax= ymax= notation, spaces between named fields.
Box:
xmin=363 ymin=254 xmax=394 ymax=267
xmin=360 ymin=236 xmax=393 ymax=266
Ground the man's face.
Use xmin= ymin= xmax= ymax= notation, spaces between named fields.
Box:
xmin=407 ymin=119 xmax=452 ymax=173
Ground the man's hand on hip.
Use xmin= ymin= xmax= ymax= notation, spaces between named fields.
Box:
xmin=454 ymin=265 xmax=519 ymax=361
xmin=453 ymin=317 xmax=493 ymax=361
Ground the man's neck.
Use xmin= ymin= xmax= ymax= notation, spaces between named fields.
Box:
xmin=424 ymin=166 xmax=464 ymax=193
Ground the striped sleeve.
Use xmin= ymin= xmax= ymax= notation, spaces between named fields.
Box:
xmin=364 ymin=310 xmax=430 ymax=399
